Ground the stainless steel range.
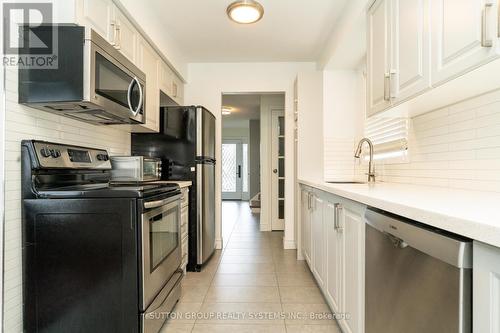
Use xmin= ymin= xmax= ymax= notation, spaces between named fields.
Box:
xmin=21 ymin=140 xmax=182 ymax=333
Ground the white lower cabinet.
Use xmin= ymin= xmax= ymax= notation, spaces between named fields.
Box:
xmin=311 ymin=195 xmax=326 ymax=289
xmin=473 ymin=241 xmax=500 ymax=333
xmin=300 ymin=185 xmax=366 ymax=333
xmin=325 ymin=202 xmax=343 ymax=315
xmin=339 ymin=202 xmax=365 ymax=333
xmin=300 ymin=188 xmax=312 ymax=265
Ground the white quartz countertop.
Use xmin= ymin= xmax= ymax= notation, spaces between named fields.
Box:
xmin=163 ymin=181 xmax=192 ymax=188
xmin=299 ymin=179 xmax=500 ymax=248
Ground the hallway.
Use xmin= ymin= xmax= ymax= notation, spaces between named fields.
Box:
xmin=162 ymin=201 xmax=341 ymax=332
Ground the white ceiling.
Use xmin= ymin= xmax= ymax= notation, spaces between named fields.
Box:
xmin=148 ymin=0 xmax=349 ymax=62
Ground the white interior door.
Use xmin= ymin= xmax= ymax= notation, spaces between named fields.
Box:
xmin=271 ymin=110 xmax=285 ymax=230
xmin=222 ymin=140 xmax=243 ymax=200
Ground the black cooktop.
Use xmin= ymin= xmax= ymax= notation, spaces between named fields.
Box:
xmin=36 ymin=183 xmax=180 ymax=199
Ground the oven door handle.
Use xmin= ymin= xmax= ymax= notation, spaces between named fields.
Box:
xmin=144 ymin=195 xmax=180 ymax=209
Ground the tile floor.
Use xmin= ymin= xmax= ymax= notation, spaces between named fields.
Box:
xmin=161 ymin=201 xmax=342 ymax=333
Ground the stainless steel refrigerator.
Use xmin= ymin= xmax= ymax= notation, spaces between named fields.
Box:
xmin=132 ymin=106 xmax=216 ymax=271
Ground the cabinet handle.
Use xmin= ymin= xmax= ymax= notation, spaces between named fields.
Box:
xmin=390 ymin=70 xmax=397 ymax=99
xmin=110 ymin=21 xmax=116 ymax=46
xmin=384 ymin=73 xmax=391 ymax=101
xmin=482 ymin=3 xmax=493 ymax=47
xmin=334 ymin=203 xmax=343 ymax=232
xmin=115 ymin=24 xmax=121 ymax=50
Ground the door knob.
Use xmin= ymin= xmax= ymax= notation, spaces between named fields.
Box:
xmin=273 ymin=169 xmax=278 ymax=174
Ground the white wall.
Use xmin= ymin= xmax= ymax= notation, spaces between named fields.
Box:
xmin=297 ymin=70 xmax=324 ymax=182
xmin=185 ymin=62 xmax=316 ymax=249
xmin=323 ymin=70 xmax=365 ymax=181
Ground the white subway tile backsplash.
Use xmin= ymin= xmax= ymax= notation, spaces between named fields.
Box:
xmin=375 ymin=89 xmax=500 ymax=192
xmin=3 ymin=71 xmax=131 ymax=331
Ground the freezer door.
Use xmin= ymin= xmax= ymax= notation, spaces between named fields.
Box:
xmin=196 ymin=107 xmax=216 ymax=160
xmin=197 ymin=163 xmax=215 ymax=265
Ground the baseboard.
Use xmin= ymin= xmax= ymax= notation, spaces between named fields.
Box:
xmin=215 ymin=238 xmax=223 ymax=250
xmin=250 ymin=207 xmax=261 ymax=213
xmin=283 ymin=239 xmax=296 ymax=249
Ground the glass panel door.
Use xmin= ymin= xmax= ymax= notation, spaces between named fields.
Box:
xmin=222 ymin=140 xmax=246 ymax=200
xmin=271 ymin=110 xmax=285 ymax=230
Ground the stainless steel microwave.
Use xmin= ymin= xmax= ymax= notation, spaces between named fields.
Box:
xmin=18 ymin=25 xmax=146 ymax=125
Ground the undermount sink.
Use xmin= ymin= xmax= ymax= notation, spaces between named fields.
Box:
xmin=327 ymin=181 xmax=367 ymax=184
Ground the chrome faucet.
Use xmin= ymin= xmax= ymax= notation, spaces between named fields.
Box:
xmin=354 ymin=138 xmax=376 ymax=183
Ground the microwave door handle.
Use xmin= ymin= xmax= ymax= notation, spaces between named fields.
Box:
xmin=127 ymin=77 xmax=143 ymax=116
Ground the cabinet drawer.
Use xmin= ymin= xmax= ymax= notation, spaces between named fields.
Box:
xmin=181 ymin=188 xmax=189 ymax=207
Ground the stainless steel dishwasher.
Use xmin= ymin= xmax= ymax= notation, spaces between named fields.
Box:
xmin=365 ymin=208 xmax=472 ymax=333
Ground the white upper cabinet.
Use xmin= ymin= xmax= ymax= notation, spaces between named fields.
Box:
xmin=136 ymin=37 xmax=160 ymax=132
xmin=158 ymin=61 xmax=173 ymax=97
xmin=112 ymin=6 xmax=138 ymax=63
xmin=367 ymin=0 xmax=392 ymax=115
xmin=78 ymin=0 xmax=113 ymax=42
xmin=391 ymin=0 xmax=431 ymax=101
xmin=431 ymin=0 xmax=500 ymax=86
xmin=367 ymin=0 xmax=500 ymax=117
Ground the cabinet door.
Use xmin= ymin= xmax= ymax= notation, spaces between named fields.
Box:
xmin=431 ymin=0 xmax=500 ymax=86
xmin=172 ymin=74 xmax=184 ymax=105
xmin=135 ymin=38 xmax=160 ymax=132
xmin=113 ymin=6 xmax=138 ymax=63
xmin=301 ymin=191 xmax=312 ymax=265
xmin=367 ymin=0 xmax=392 ymax=116
xmin=339 ymin=205 xmax=365 ymax=333
xmin=311 ymin=196 xmax=326 ymax=288
xmin=158 ymin=61 xmax=173 ymax=96
xmin=79 ymin=0 xmax=113 ymax=42
xmin=391 ymin=0 xmax=431 ymax=102
xmin=473 ymin=241 xmax=500 ymax=333
xmin=325 ymin=202 xmax=343 ymax=315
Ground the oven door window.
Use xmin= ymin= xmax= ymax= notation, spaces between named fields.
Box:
xmin=94 ymin=53 xmax=141 ymax=111
xmin=149 ymin=205 xmax=179 ymax=271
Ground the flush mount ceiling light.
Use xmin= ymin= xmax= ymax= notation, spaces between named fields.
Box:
xmin=222 ymin=107 xmax=232 ymax=115
xmin=227 ymin=0 xmax=264 ymax=24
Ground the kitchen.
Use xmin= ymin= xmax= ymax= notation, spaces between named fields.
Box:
xmin=2 ymin=0 xmax=500 ymax=332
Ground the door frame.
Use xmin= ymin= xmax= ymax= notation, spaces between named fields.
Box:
xmin=221 ymin=139 xmax=244 ymax=200
xmin=271 ymin=109 xmax=285 ymax=230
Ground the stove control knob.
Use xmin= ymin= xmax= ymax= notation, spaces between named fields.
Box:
xmin=97 ymin=154 xmax=109 ymax=161
xmin=51 ymin=149 xmax=61 ymax=158
xmin=40 ymin=148 xmax=51 ymax=158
